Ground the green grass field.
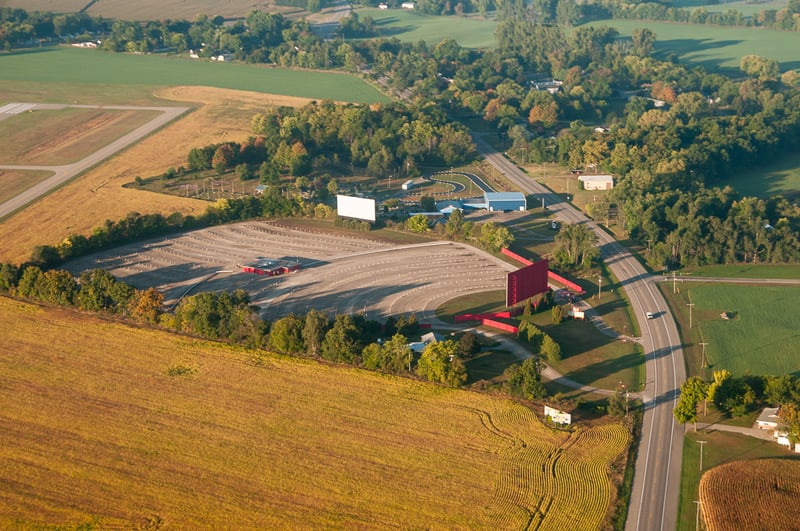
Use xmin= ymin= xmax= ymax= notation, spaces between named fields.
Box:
xmin=664 ymin=282 xmax=800 ymax=377
xmin=362 ymin=8 xmax=498 ymax=48
xmin=586 ymin=19 xmax=800 ymax=73
xmin=682 ymin=263 xmax=800 ymax=279
xmin=673 ymin=0 xmax=789 ymax=17
xmin=0 ymin=47 xmax=388 ymax=104
xmin=723 ymin=150 xmax=800 ymax=201
xmin=358 ymin=8 xmax=796 ymax=71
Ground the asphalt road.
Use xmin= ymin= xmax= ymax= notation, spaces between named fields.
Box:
xmin=0 ymin=103 xmax=189 ymax=220
xmin=473 ymin=136 xmax=686 ymax=531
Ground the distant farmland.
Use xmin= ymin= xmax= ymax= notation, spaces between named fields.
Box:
xmin=363 ymin=8 xmax=498 ymax=49
xmin=0 ymin=0 xmax=293 ymax=21
xmin=0 ymin=296 xmax=630 ymax=528
xmin=0 ymin=47 xmax=388 ymax=104
xmin=587 ymin=19 xmax=800 ymax=73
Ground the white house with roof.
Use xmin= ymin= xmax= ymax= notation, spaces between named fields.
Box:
xmin=756 ymin=407 xmax=800 ymax=453
xmin=757 ymin=407 xmax=783 ymax=430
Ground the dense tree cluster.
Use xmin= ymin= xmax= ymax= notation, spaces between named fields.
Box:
xmin=165 ymin=289 xmax=267 ymax=346
xmin=674 ymin=372 xmax=800 ymax=438
xmin=1 ymin=265 xmax=163 ymax=324
xmin=402 ymin=211 xmax=514 ymax=252
xmin=519 ymin=320 xmax=561 ymax=361
xmin=0 ymin=8 xmax=105 ymax=49
xmin=503 ymin=356 xmax=547 ymax=400
xmin=248 ymin=100 xmax=476 ymax=176
xmin=551 ymin=223 xmax=599 ymax=271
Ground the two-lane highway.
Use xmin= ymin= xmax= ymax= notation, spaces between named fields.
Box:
xmin=475 ymin=137 xmax=687 ymax=530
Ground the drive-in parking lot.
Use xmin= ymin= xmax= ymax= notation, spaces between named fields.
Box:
xmin=66 ymin=221 xmax=516 ymax=322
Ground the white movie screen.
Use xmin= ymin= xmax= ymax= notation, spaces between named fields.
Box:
xmin=336 ymin=195 xmax=376 ymax=222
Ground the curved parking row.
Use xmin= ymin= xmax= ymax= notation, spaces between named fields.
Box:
xmin=65 ymin=221 xmax=515 ymax=322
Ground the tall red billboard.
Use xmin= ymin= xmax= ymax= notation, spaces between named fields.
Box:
xmin=506 ymin=259 xmax=549 ymax=307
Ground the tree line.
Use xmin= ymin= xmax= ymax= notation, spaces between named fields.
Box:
xmin=0 ymin=264 xmax=163 ymax=324
xmin=594 ymin=0 xmax=800 ymax=32
xmin=1 ymin=258 xmax=560 ymax=394
xmin=21 ymin=194 xmax=304 ymax=272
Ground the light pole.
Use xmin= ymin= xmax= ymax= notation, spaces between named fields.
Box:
xmin=687 ymin=302 xmax=695 ymax=329
xmin=598 ymin=275 xmax=603 ymax=299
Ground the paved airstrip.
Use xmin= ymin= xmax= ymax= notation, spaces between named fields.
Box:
xmin=65 ymin=221 xmax=517 ymax=322
xmin=0 ymin=103 xmax=189 ymax=219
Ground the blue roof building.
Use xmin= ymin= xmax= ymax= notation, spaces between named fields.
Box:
xmin=484 ymin=192 xmax=527 ymax=212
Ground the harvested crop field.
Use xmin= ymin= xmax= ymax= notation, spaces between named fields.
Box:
xmin=699 ymin=459 xmax=800 ymax=530
xmin=63 ymin=221 xmax=515 ymax=321
xmin=0 ymin=107 xmax=159 ymax=165
xmin=0 ymin=87 xmax=317 ymax=265
xmin=0 ymin=296 xmax=630 ymax=529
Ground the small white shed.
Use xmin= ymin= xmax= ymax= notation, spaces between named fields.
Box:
xmin=579 ymin=174 xmax=614 ymax=191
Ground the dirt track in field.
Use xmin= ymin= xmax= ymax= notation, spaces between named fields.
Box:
xmin=65 ymin=221 xmax=515 ymax=322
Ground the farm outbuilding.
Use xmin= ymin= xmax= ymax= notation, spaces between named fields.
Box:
xmin=485 ymin=192 xmax=527 ymax=212
xmin=579 ymin=175 xmax=614 ymax=190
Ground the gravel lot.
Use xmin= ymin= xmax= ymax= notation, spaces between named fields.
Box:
xmin=66 ymin=221 xmax=516 ymax=322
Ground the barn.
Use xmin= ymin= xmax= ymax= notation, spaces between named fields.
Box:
xmin=484 ymin=192 xmax=527 ymax=212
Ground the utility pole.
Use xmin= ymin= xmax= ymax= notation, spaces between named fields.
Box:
xmin=699 ymin=342 xmax=708 ymax=369
xmin=620 ymin=383 xmax=628 ymax=416
xmin=673 ymin=271 xmax=678 ymax=293
xmin=687 ymin=302 xmax=695 ymax=329
xmin=695 ymin=500 xmax=703 ymax=531
xmin=698 ymin=440 xmax=707 ymax=471
xmin=646 ymin=238 xmax=652 ymax=254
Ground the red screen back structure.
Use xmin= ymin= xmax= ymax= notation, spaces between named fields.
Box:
xmin=506 ymin=259 xmax=549 ymax=307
